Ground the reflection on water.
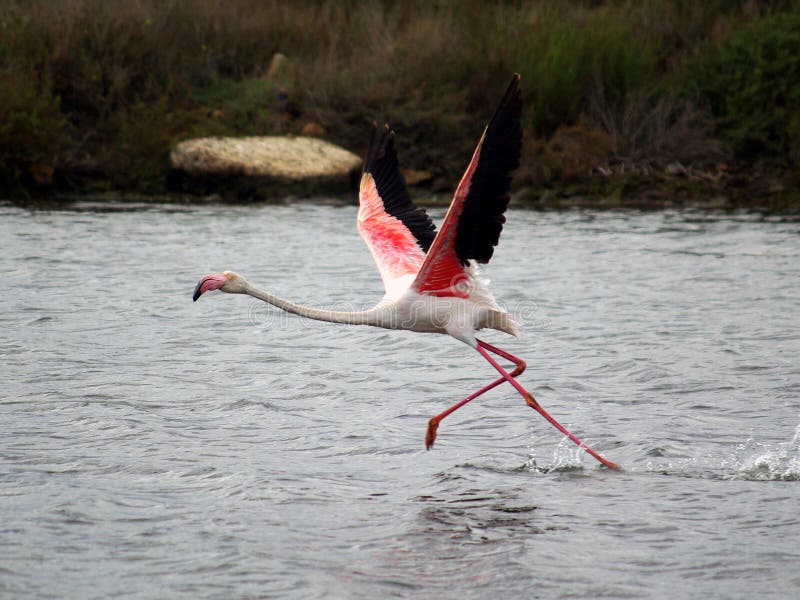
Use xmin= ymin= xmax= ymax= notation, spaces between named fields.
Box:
xmin=2 ymin=201 xmax=800 ymax=598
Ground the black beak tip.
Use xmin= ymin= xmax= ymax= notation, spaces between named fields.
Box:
xmin=192 ymin=281 xmax=204 ymax=302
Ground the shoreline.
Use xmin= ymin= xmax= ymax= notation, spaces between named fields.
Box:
xmin=7 ymin=174 xmax=799 ymax=215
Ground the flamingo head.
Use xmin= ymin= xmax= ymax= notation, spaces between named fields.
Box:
xmin=192 ymin=271 xmax=248 ymax=301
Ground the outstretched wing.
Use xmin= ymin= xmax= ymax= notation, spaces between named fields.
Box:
xmin=413 ymin=74 xmax=522 ymax=297
xmin=357 ymin=125 xmax=437 ymax=296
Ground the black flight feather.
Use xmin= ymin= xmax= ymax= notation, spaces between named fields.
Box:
xmin=454 ymin=74 xmax=522 ymax=266
xmin=362 ymin=124 xmax=437 ymax=253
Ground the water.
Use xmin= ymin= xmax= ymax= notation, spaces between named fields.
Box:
xmin=2 ymin=201 xmax=799 ymax=598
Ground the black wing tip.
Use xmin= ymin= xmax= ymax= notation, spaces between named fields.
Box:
xmin=490 ymin=73 xmax=522 ymax=126
xmin=507 ymin=73 xmax=521 ymax=99
xmin=360 ymin=121 xmax=437 ymax=253
xmin=363 ymin=123 xmax=396 ymax=175
xmin=454 ymin=74 xmax=522 ymax=266
xmin=362 ymin=123 xmax=378 ymax=174
xmin=505 ymin=73 xmax=521 ymax=97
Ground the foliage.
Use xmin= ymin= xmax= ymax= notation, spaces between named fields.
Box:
xmin=511 ymin=7 xmax=657 ymax=136
xmin=0 ymin=0 xmax=798 ymax=195
xmin=0 ymin=62 xmax=67 ymax=192
xmin=682 ymin=8 xmax=800 ymax=160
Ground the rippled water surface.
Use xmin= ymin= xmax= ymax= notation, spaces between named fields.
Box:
xmin=2 ymin=201 xmax=800 ymax=598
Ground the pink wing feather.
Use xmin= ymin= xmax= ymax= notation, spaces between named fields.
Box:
xmin=358 ymin=173 xmax=426 ymax=289
xmin=357 ymin=126 xmax=436 ymax=294
xmin=413 ymin=74 xmax=522 ymax=298
xmin=412 ymin=142 xmax=481 ymax=298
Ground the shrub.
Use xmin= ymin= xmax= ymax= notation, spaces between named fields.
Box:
xmin=511 ymin=7 xmax=658 ymax=136
xmin=0 ymin=63 xmax=68 ymax=192
xmin=589 ymin=88 xmax=728 ymax=167
xmin=682 ymin=9 xmax=800 ymax=160
xmin=1 ymin=0 xmax=798 ymax=195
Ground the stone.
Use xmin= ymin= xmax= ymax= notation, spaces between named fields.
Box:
xmin=665 ymin=162 xmax=688 ymax=176
xmin=301 ymin=122 xmax=325 ymax=137
xmin=169 ymin=136 xmax=363 ymax=199
xmin=170 ymin=136 xmax=361 ymax=180
xmin=401 ymin=168 xmax=433 ymax=186
xmin=266 ymin=53 xmax=289 ymax=79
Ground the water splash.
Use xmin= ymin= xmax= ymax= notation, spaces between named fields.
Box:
xmin=549 ymin=436 xmax=586 ymax=471
xmin=727 ymin=423 xmax=800 ymax=481
xmin=521 ymin=434 xmax=586 ymax=473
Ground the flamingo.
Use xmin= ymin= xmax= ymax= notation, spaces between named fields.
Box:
xmin=193 ymin=74 xmax=619 ymax=470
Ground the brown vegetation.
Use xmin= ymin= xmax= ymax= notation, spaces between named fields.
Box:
xmin=1 ymin=0 xmax=798 ymax=207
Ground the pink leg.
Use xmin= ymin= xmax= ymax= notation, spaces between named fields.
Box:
xmin=474 ymin=342 xmax=619 ymax=470
xmin=425 ymin=343 xmax=526 ymax=450
xmin=477 ymin=338 xmax=525 ymax=365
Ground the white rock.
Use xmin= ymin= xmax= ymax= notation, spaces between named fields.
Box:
xmin=170 ymin=136 xmax=361 ymax=180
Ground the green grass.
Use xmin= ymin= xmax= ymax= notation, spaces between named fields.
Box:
xmin=510 ymin=6 xmax=657 ymax=136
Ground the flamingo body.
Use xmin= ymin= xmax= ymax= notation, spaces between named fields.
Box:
xmin=193 ymin=74 xmax=619 ymax=469
xmin=366 ymin=286 xmax=517 ymax=342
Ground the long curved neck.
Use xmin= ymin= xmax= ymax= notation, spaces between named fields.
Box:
xmin=243 ymin=283 xmax=380 ymax=326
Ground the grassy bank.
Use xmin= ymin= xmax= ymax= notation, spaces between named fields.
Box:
xmin=1 ymin=0 xmax=799 ymax=207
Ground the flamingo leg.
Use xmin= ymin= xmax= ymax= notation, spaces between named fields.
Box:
xmin=425 ymin=340 xmax=526 ymax=450
xmin=474 ymin=342 xmax=619 ymax=470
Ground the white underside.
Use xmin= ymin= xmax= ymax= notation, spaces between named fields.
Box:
xmin=375 ymin=265 xmax=517 ymax=345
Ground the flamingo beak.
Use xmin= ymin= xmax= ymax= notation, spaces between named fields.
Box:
xmin=192 ymin=280 xmax=205 ymax=301
xmin=192 ymin=273 xmax=227 ymax=301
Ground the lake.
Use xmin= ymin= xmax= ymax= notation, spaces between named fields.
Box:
xmin=2 ymin=201 xmax=799 ymax=598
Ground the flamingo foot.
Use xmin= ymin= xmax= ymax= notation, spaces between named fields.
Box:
xmin=425 ymin=418 xmax=439 ymax=450
xmin=521 ymin=390 xmax=620 ymax=470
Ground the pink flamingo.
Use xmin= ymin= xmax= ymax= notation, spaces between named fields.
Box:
xmin=193 ymin=74 xmax=619 ymax=470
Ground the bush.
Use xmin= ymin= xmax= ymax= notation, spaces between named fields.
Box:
xmin=513 ymin=8 xmax=658 ymax=137
xmin=682 ymin=9 xmax=800 ymax=160
xmin=589 ymin=88 xmax=728 ymax=167
xmin=0 ymin=63 xmax=68 ymax=192
xmin=1 ymin=0 xmax=799 ymax=195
